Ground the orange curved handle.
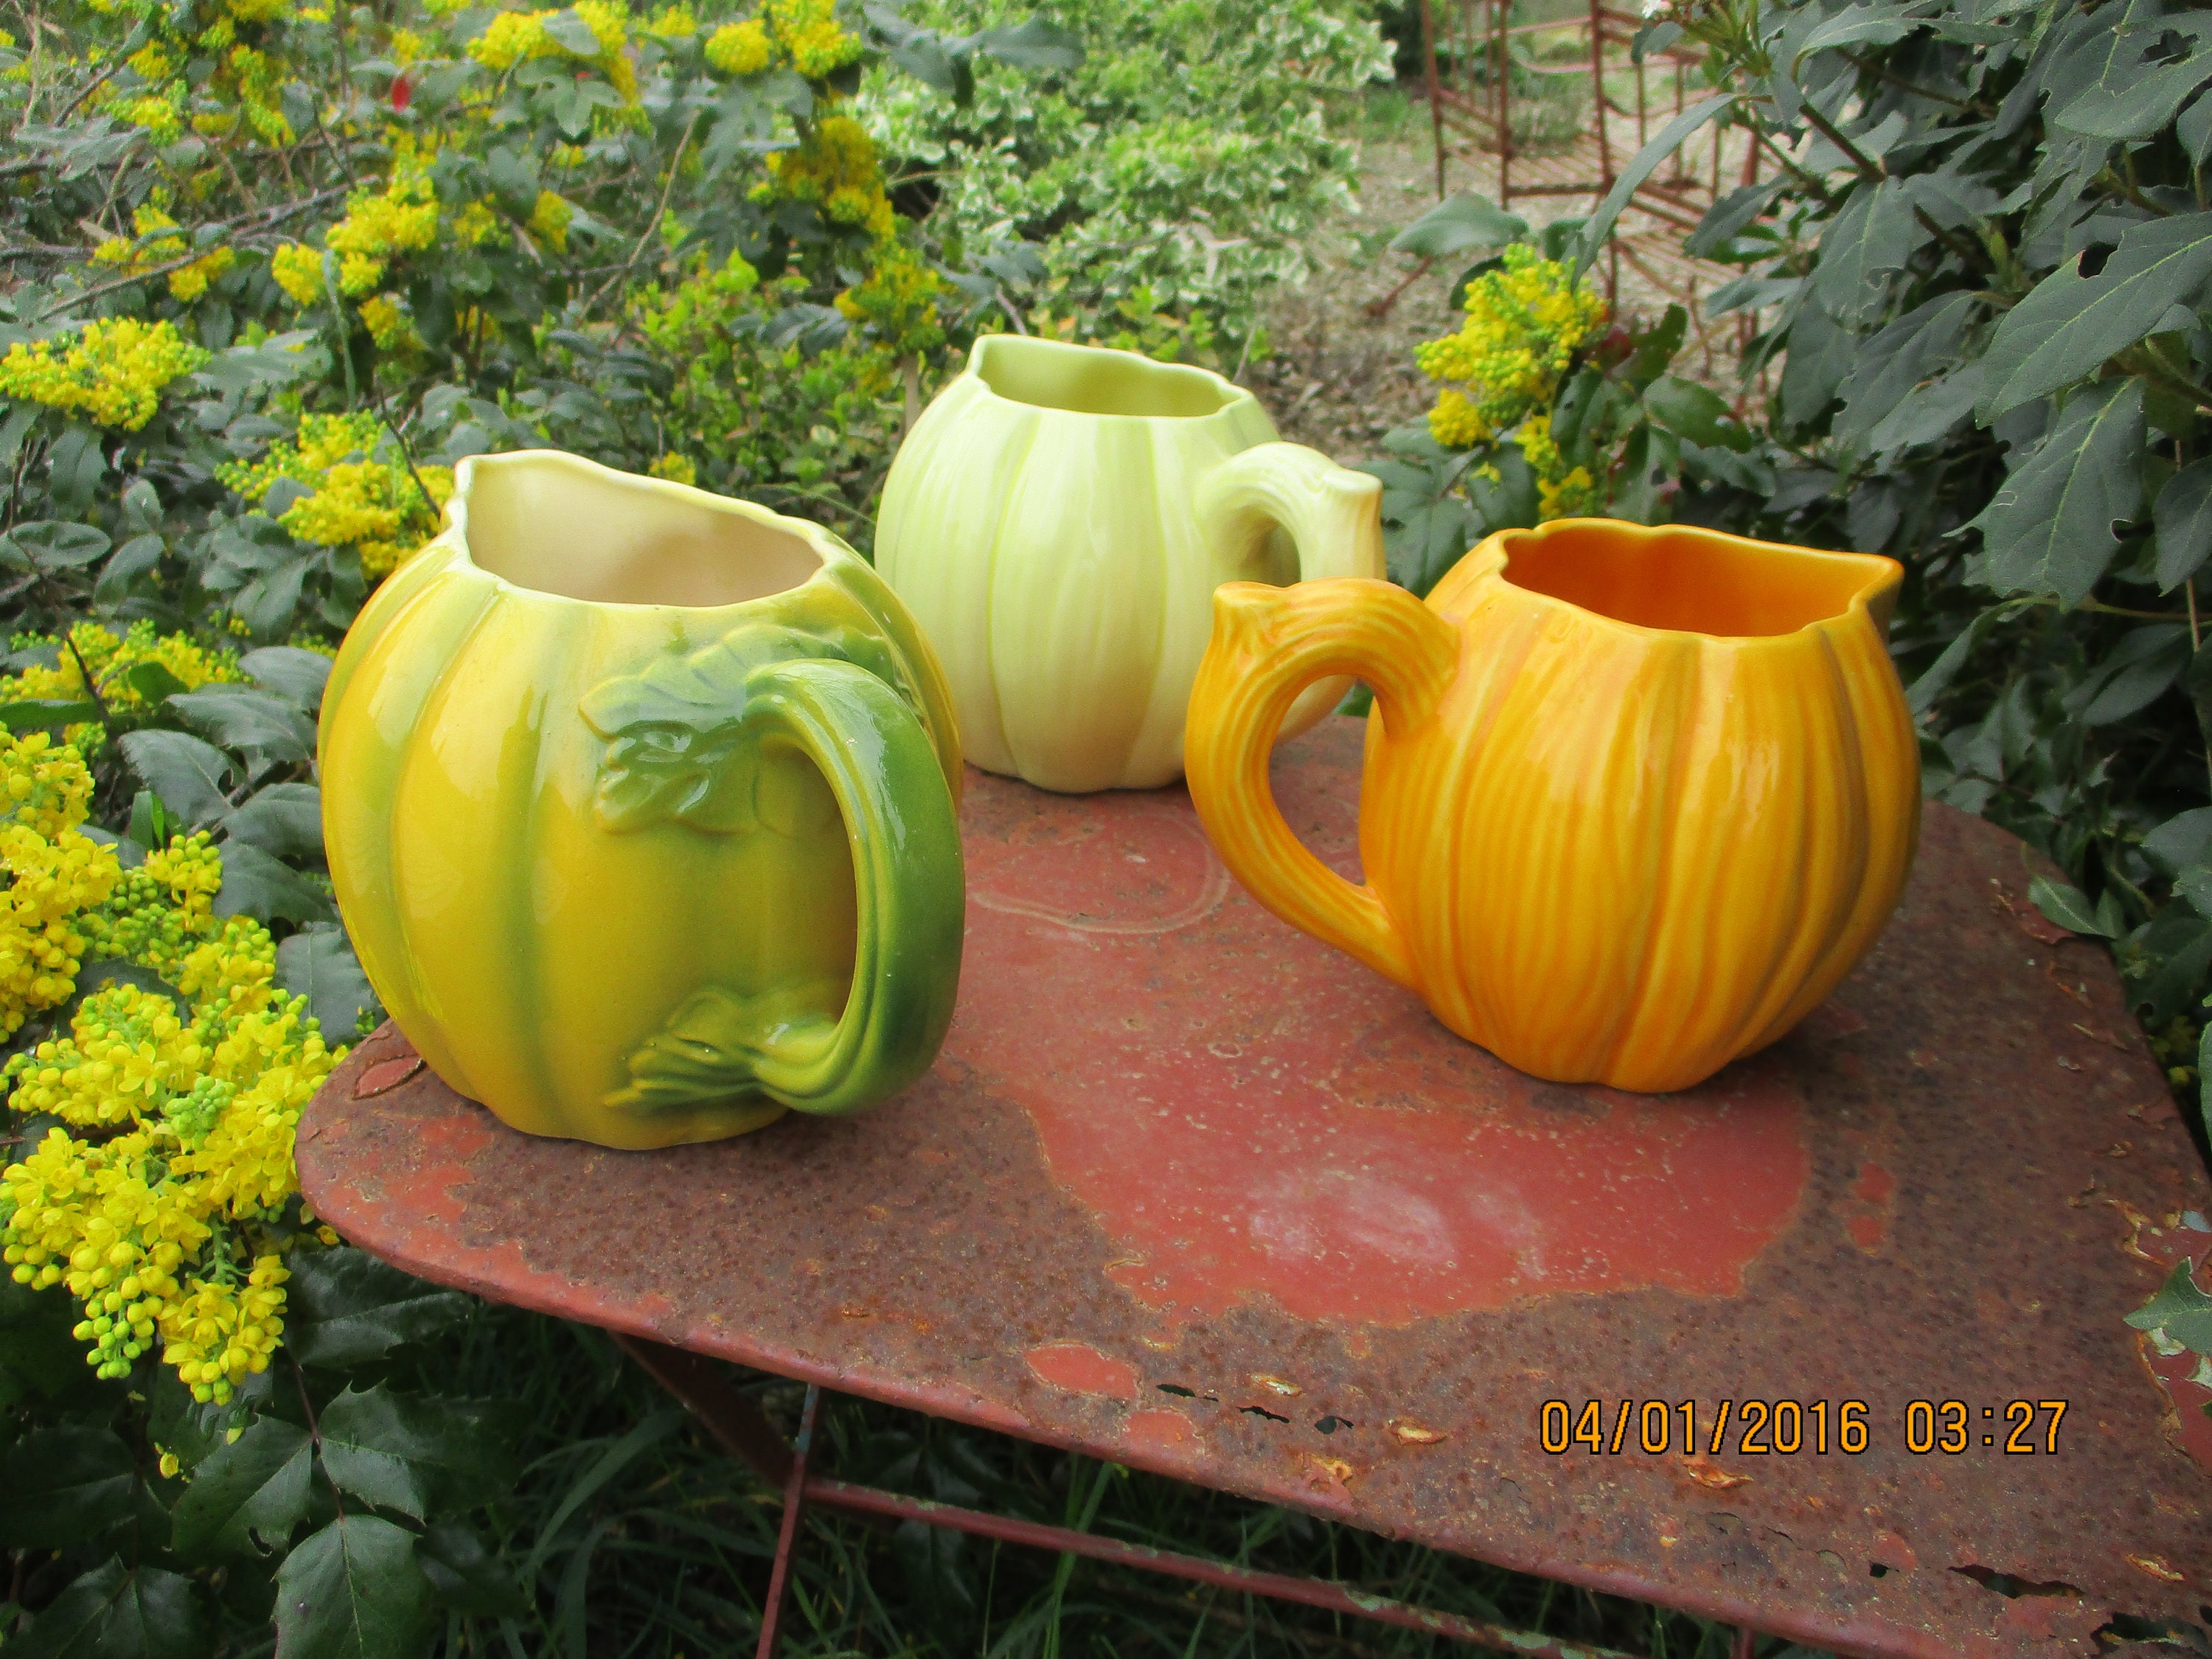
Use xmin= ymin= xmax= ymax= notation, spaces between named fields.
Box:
xmin=1184 ymin=579 xmax=1459 ymax=990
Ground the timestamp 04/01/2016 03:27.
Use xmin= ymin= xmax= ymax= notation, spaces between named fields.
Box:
xmin=1539 ymin=1399 xmax=2071 ymax=1458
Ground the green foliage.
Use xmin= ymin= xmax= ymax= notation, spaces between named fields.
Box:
xmin=861 ymin=0 xmax=1395 ymax=358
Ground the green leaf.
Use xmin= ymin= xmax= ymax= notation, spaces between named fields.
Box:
xmin=6 ymin=519 xmax=111 ymax=569
xmin=2127 ymin=1257 xmax=2212 ymax=1355
xmin=2077 ymin=626 xmax=2191 ymax=726
xmin=1981 ymin=214 xmax=2212 ymax=419
xmin=2146 ymin=807 xmax=2212 ymax=875
xmin=119 ymin=660 xmax=190 ymax=706
xmin=1387 ymin=192 xmax=1531 ymax=260
xmin=284 ymin=1250 xmax=472 ymax=1369
xmin=1791 ymin=1 xmax=1925 ymax=68
xmin=212 ymin=841 xmax=335 ymax=925
xmin=0 ymin=1273 xmax=90 ymax=1405
xmin=2028 ymin=874 xmax=2114 ymax=937
xmin=540 ymin=10 xmax=603 ymax=55
xmin=417 ymin=1520 xmax=528 ymax=1617
xmin=1812 ymin=178 xmax=1920 ymax=327
xmin=2050 ymin=14 xmax=2212 ymax=139
xmin=1833 ymin=293 xmax=1978 ymax=450
xmin=1576 ymin=94 xmax=1733 ymax=275
xmin=169 ymin=1415 xmax=312 ymax=1559
xmin=1645 ymin=375 xmax=1750 ymax=451
xmin=96 ymin=534 xmax=166 ymax=603
xmin=45 ymin=426 xmax=108 ymax=514
xmin=225 ymin=782 xmax=325 ymax=859
xmin=0 ymin=699 xmax=100 ymax=733
xmin=274 ymin=1515 xmax=434 ymax=1659
xmin=241 ymin=647 xmax=335 ymax=712
xmin=973 ymin=18 xmax=1082 ymax=69
xmin=9 ymin=1559 xmax=209 ymax=1659
xmin=118 ymin=729 xmax=236 ymax=826
xmin=0 ymin=1426 xmax=136 ymax=1547
xmin=1684 ymin=180 xmax=1780 ymax=260
xmin=1972 ymin=378 xmax=2146 ymax=605
xmin=276 ymin=925 xmax=375 ymax=1041
xmin=317 ymin=1386 xmax=520 ymax=1520
xmin=2174 ymin=864 xmax=2212 ymax=918
xmin=2157 ymin=459 xmax=2212 ymax=589
xmin=2189 ymin=636 xmax=2212 ymax=757
xmin=169 ymin=687 xmax=315 ymax=767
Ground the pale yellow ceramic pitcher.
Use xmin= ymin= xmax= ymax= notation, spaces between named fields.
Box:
xmin=1185 ymin=518 xmax=1921 ymax=1094
xmin=875 ymin=335 xmax=1385 ymax=793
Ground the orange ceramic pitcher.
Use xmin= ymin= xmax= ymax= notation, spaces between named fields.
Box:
xmin=1183 ymin=518 xmax=1921 ymax=1093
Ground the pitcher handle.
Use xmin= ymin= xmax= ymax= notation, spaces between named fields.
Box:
xmin=1195 ymin=442 xmax=1386 ymax=738
xmin=732 ymin=658 xmax=965 ymax=1114
xmin=1184 ymin=579 xmax=1457 ymax=990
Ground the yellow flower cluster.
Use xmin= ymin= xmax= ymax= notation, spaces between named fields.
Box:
xmin=0 ymin=318 xmax=209 ymax=432
xmin=91 ymin=203 xmax=236 ymax=302
xmin=1417 ymin=245 xmax=1606 ymax=449
xmin=647 ymin=451 xmax=698 ymax=485
xmin=2 ymin=620 xmax=245 ymax=755
xmin=1518 ymin=422 xmax=1598 ymax=521
xmin=358 ymin=293 xmax=419 ymax=353
xmin=269 ymin=241 xmax=327 ymax=306
xmin=836 ymin=237 xmax=945 ymax=355
xmin=764 ymin=114 xmax=897 ymax=240
xmin=527 ymin=189 xmax=574 ymax=253
xmin=0 ymin=734 xmax=119 ymax=1040
xmin=707 ymin=0 xmax=859 ymax=79
xmin=470 ymin=0 xmax=638 ymax=101
xmin=324 ymin=170 xmax=439 ymax=296
xmin=218 ymin=412 xmax=451 ymax=579
xmin=644 ymin=4 xmax=696 ymax=40
xmin=85 ymin=0 xmax=295 ymax=145
xmin=1 ymin=834 xmax=343 ymax=1400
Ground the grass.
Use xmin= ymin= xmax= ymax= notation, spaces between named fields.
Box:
xmin=400 ymin=1303 xmax=1836 ymax=1658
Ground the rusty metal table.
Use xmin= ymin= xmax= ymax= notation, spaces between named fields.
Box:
xmin=296 ymin=716 xmax=2212 ymax=1659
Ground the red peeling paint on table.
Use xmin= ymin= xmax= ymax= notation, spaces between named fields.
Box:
xmin=298 ymin=717 xmax=2212 ymax=1659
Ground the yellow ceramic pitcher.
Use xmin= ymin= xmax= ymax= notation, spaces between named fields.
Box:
xmin=1184 ymin=518 xmax=1920 ymax=1093
xmin=876 ymin=335 xmax=1385 ymax=793
xmin=320 ymin=451 xmax=967 ymax=1150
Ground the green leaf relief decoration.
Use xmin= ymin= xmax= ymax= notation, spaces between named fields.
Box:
xmin=579 ymin=579 xmax=925 ymax=836
xmin=605 ymin=978 xmax=845 ymax=1116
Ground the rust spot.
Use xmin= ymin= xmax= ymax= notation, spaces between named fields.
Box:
xmin=1025 ymin=1342 xmax=1139 ymax=1402
xmin=2126 ymin=1554 xmax=2188 ymax=1584
xmin=1992 ymin=879 xmax=2073 ymax=945
xmin=2109 ymin=1141 xmax=2134 ymax=1158
xmin=1871 ymin=1530 xmax=1919 ymax=1571
xmin=1679 ymin=1457 xmax=1751 ymax=1492
xmin=1124 ymin=1408 xmax=1200 ymax=1455
xmin=1389 ymin=1420 xmax=1447 ymax=1445
xmin=1249 ymin=1373 xmax=1301 ymax=1397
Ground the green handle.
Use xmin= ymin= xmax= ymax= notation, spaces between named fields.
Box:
xmin=736 ymin=657 xmax=965 ymax=1115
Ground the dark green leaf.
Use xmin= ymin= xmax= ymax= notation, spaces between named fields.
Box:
xmin=225 ymin=781 xmax=324 ymax=859
xmin=169 ymin=688 xmax=315 ymax=766
xmin=1684 ymin=180 xmax=1780 ymax=260
xmin=119 ymin=477 xmax=163 ymax=535
xmin=96 ymin=534 xmax=167 ymax=602
xmin=189 ymin=336 xmax=318 ymax=396
xmin=284 ymin=1250 xmax=472 ymax=1369
xmin=276 ymin=925 xmax=374 ymax=1039
xmin=2078 ymin=626 xmax=2190 ymax=725
xmin=418 ymin=1520 xmax=528 ymax=1617
xmin=973 ymin=18 xmax=1082 ymax=69
xmin=1776 ymin=301 xmax=1854 ymax=428
xmin=1792 ymin=2 xmax=1924 ymax=67
xmin=1972 ymin=378 xmax=2146 ymax=605
xmin=1812 ymin=178 xmax=1920 ymax=327
xmin=2050 ymin=14 xmax=2212 ymax=139
xmin=170 ymin=1415 xmax=312 ymax=1559
xmin=1644 ymin=375 xmax=1750 ymax=450
xmin=10 ymin=1559 xmax=209 ymax=1659
xmin=0 ymin=1426 xmax=135 ymax=1547
xmin=2126 ymin=1258 xmax=2212 ymax=1354
xmin=2157 ymin=459 xmax=2212 ymax=589
xmin=7 ymin=520 xmax=111 ymax=568
xmin=2146 ymin=807 xmax=2212 ymax=875
xmin=1832 ymin=293 xmax=1978 ymax=450
xmin=540 ymin=10 xmax=602 ymax=54
xmin=1576 ymin=95 xmax=1733 ymax=275
xmin=1865 ymin=361 xmax=1983 ymax=455
xmin=2190 ymin=636 xmax=2212 ymax=757
xmin=211 ymin=840 xmax=334 ymax=925
xmin=274 ymin=1515 xmax=433 ymax=1659
xmin=317 ymin=1386 xmax=520 ymax=1520
xmin=118 ymin=729 xmax=236 ymax=826
xmin=241 ymin=646 xmax=335 ymax=712
xmin=0 ymin=700 xmax=100 ymax=733
xmin=1387 ymin=192 xmax=1531 ymax=260
xmin=1981 ymin=214 xmax=2212 ymax=418
xmin=119 ymin=661 xmax=189 ymax=706
xmin=46 ymin=425 xmax=108 ymax=513
xmin=0 ymin=1272 xmax=89 ymax=1405
xmin=2174 ymin=865 xmax=2212 ymax=918
xmin=2028 ymin=874 xmax=2113 ymax=937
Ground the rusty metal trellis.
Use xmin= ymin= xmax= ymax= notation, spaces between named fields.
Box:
xmin=1415 ymin=0 xmax=1759 ymax=373
xmin=299 ymin=717 xmax=2212 ymax=1659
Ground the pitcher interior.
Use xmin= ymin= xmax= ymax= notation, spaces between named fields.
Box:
xmin=1500 ymin=524 xmax=1884 ymax=638
xmin=462 ymin=459 xmax=821 ymax=608
xmin=975 ymin=337 xmax=1234 ymax=419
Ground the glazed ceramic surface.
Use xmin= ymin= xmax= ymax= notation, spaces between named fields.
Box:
xmin=1184 ymin=518 xmax=1921 ymax=1093
xmin=875 ymin=334 xmax=1385 ymax=793
xmin=320 ymin=451 xmax=966 ymax=1150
